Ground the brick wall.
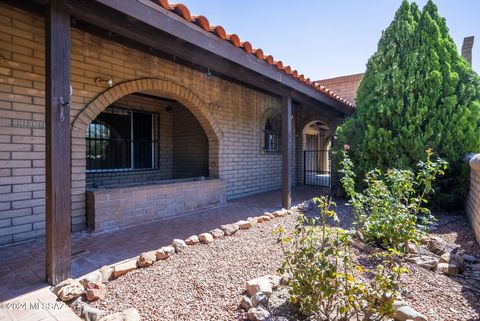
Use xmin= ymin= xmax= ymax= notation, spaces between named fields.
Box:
xmin=0 ymin=3 xmax=334 ymax=245
xmin=466 ymin=155 xmax=480 ymax=245
xmin=86 ymin=178 xmax=225 ymax=231
xmin=0 ymin=6 xmax=46 ymax=245
xmin=173 ymin=103 xmax=209 ymax=179
xmin=317 ymin=73 xmax=364 ymax=105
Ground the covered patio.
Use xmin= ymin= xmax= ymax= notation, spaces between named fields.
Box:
xmin=0 ymin=186 xmax=327 ymax=302
xmin=0 ymin=0 xmax=354 ymax=296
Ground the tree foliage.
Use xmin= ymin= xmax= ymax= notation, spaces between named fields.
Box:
xmin=336 ymin=0 xmax=480 ymax=209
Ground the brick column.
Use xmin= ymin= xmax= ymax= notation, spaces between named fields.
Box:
xmin=461 ymin=36 xmax=474 ymax=65
xmin=466 ymin=154 xmax=480 ymax=245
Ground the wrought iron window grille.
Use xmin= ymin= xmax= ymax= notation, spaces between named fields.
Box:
xmin=85 ymin=105 xmax=159 ymax=175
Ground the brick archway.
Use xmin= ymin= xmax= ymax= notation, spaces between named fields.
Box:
xmin=294 ymin=107 xmax=337 ymax=187
xmin=70 ymin=78 xmax=223 ymax=230
xmin=301 ymin=120 xmax=332 ymax=150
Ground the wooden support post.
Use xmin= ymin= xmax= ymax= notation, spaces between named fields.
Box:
xmin=282 ymin=95 xmax=292 ymax=209
xmin=46 ymin=0 xmax=71 ymax=285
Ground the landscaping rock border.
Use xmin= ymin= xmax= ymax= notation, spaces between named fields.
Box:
xmin=241 ymin=274 xmax=282 ymax=321
xmin=53 ymin=208 xmax=294 ymax=320
xmin=348 ymin=227 xmax=478 ymax=277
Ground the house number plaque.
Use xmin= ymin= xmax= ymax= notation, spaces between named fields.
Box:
xmin=12 ymin=119 xmax=45 ymax=129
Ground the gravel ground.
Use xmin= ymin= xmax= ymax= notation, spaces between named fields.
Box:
xmin=86 ymin=200 xmax=480 ymax=321
xmin=89 ymin=213 xmax=298 ymax=321
xmin=402 ymin=211 xmax=480 ymax=321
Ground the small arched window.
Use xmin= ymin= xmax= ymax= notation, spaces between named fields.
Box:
xmin=263 ymin=115 xmax=281 ymax=152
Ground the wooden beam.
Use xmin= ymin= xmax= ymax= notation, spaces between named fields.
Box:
xmin=282 ymin=95 xmax=292 ymax=209
xmin=45 ymin=0 xmax=71 ymax=285
xmin=62 ymin=0 xmax=352 ymax=116
xmin=71 ymin=18 xmax=345 ymax=122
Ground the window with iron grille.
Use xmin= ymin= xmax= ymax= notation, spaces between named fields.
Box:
xmin=263 ymin=115 xmax=281 ymax=152
xmin=86 ymin=106 xmax=159 ymax=172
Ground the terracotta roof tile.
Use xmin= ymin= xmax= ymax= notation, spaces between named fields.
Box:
xmin=212 ymin=25 xmax=228 ymax=40
xmin=265 ymin=55 xmax=274 ymax=64
xmin=148 ymin=0 xmax=354 ymax=108
xmin=152 ymin=0 xmax=172 ymax=10
xmin=241 ymin=41 xmax=253 ymax=54
xmin=173 ymin=4 xmax=193 ymax=21
xmin=194 ymin=15 xmax=210 ymax=31
xmin=228 ymin=34 xmax=241 ymax=47
xmin=254 ymin=49 xmax=264 ymax=60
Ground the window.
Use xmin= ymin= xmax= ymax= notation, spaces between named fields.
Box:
xmin=86 ymin=106 xmax=158 ymax=172
xmin=263 ymin=115 xmax=281 ymax=152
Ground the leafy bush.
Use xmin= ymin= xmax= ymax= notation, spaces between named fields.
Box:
xmin=340 ymin=149 xmax=447 ymax=252
xmin=335 ymin=0 xmax=480 ymax=210
xmin=276 ymin=196 xmax=407 ymax=321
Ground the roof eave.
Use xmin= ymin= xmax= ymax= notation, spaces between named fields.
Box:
xmin=65 ymin=0 xmax=353 ymax=115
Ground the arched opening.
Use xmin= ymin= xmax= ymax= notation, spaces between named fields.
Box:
xmin=85 ymin=93 xmax=210 ymax=189
xmin=261 ymin=108 xmax=281 ymax=153
xmin=71 ymin=78 xmax=224 ymax=232
xmin=302 ymin=120 xmax=332 ymax=186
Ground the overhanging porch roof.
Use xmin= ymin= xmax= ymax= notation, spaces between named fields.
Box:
xmin=59 ymin=0 xmax=354 ymax=118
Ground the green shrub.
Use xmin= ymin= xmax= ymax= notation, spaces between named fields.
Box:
xmin=340 ymin=149 xmax=447 ymax=252
xmin=336 ymin=0 xmax=480 ymax=209
xmin=276 ymin=196 xmax=407 ymax=321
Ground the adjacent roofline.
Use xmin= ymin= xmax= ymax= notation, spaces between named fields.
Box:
xmin=139 ymin=0 xmax=354 ymax=110
xmin=315 ymin=72 xmax=365 ymax=84
xmin=73 ymin=0 xmax=352 ymax=115
xmin=19 ymin=0 xmax=355 ymax=114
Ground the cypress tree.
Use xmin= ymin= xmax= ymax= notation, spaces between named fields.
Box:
xmin=336 ymin=0 xmax=480 ymax=209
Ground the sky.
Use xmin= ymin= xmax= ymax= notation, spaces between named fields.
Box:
xmin=179 ymin=0 xmax=480 ymax=80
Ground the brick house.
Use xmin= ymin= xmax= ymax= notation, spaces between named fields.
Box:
xmin=316 ymin=73 xmax=364 ymax=106
xmin=0 ymin=0 xmax=354 ymax=282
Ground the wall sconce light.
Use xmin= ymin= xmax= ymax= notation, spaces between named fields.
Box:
xmin=95 ymin=77 xmax=113 ymax=87
xmin=206 ymin=68 xmax=213 ymax=79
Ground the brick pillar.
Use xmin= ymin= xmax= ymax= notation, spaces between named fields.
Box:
xmin=466 ymin=154 xmax=480 ymax=245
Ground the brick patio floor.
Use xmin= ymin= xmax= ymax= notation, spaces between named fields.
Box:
xmin=0 ymin=186 xmax=327 ymax=303
xmin=0 ymin=288 xmax=82 ymax=321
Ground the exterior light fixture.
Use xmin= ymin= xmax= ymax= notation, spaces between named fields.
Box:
xmin=206 ymin=68 xmax=213 ymax=79
xmin=95 ymin=77 xmax=114 ymax=87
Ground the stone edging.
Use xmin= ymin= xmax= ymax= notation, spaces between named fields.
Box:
xmin=50 ymin=208 xmax=294 ymax=321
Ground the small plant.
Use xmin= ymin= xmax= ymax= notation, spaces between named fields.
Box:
xmin=275 ymin=196 xmax=407 ymax=321
xmin=340 ymin=149 xmax=447 ymax=252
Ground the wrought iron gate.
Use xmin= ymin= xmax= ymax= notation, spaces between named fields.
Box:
xmin=303 ymin=150 xmax=331 ymax=187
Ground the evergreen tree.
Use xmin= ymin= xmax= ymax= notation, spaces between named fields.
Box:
xmin=336 ymin=0 xmax=480 ymax=209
